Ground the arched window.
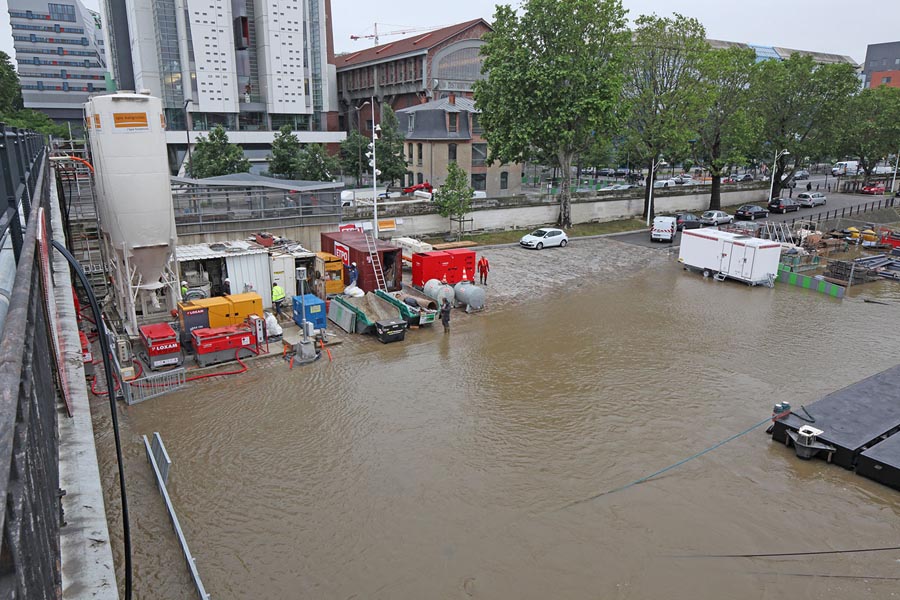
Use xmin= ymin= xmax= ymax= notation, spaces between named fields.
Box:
xmin=500 ymin=171 xmax=509 ymax=190
xmin=448 ymin=143 xmax=457 ymax=163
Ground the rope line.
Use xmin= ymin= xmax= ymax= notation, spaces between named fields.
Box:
xmin=558 ymin=412 xmax=789 ymax=511
xmin=681 ymin=544 xmax=900 ymax=559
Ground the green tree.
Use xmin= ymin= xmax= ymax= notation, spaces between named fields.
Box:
xmin=751 ymin=54 xmax=859 ymax=197
xmin=433 ymin=162 xmax=474 ymax=240
xmin=695 ymin=47 xmax=760 ymax=209
xmin=836 ymin=86 xmax=900 ymax=183
xmin=188 ymin=125 xmax=250 ymax=178
xmin=474 ymin=0 xmax=630 ymax=228
xmin=340 ymin=129 xmax=370 ymax=186
xmin=622 ymin=14 xmax=709 ymax=220
xmin=267 ymin=124 xmax=301 ymax=178
xmin=294 ymin=143 xmax=339 ymax=181
xmin=0 ymin=51 xmax=23 ymax=115
xmin=3 ymin=109 xmax=67 ymax=137
xmin=374 ymin=106 xmax=406 ymax=186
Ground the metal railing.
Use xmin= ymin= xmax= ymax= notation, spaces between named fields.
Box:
xmin=124 ymin=367 xmax=187 ymax=405
xmin=0 ymin=124 xmax=61 ymax=598
xmin=783 ymin=196 xmax=897 ymax=229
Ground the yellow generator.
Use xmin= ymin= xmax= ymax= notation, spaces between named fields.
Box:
xmin=315 ymin=252 xmax=345 ymax=297
xmin=178 ymin=292 xmax=264 ymax=331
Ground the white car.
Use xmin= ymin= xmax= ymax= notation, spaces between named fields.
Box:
xmin=653 ymin=178 xmax=678 ymax=188
xmin=519 ymin=228 xmax=568 ymax=250
xmin=796 ymin=191 xmax=826 ymax=207
xmin=699 ymin=210 xmax=733 ymax=225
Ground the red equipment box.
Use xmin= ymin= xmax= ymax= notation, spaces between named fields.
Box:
xmin=191 ymin=325 xmax=256 ymax=367
xmin=139 ymin=323 xmax=183 ymax=370
xmin=79 ymin=330 xmax=92 ymax=364
xmin=444 ymin=248 xmax=476 ymax=282
xmin=411 ymin=251 xmax=452 ymax=287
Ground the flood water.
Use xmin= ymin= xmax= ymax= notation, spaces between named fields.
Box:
xmin=94 ymin=260 xmax=900 ymax=599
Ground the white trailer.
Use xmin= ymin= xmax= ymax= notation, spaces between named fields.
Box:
xmin=678 ymin=229 xmax=782 ymax=286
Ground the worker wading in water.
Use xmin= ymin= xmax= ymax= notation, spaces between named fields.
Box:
xmin=440 ymin=299 xmax=451 ymax=334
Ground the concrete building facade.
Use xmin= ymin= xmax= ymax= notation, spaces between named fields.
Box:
xmin=862 ymin=41 xmax=900 ymax=88
xmin=395 ymin=95 xmax=521 ymax=197
xmin=7 ymin=0 xmax=108 ymax=121
xmin=99 ymin=0 xmax=344 ymax=172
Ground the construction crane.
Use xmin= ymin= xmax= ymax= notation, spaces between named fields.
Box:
xmin=350 ymin=23 xmax=443 ymax=46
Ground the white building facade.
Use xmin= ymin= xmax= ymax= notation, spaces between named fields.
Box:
xmin=7 ymin=0 xmax=108 ymax=121
xmin=100 ymin=0 xmax=343 ymax=172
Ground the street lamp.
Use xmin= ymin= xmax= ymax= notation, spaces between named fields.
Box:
xmin=646 ymin=157 xmax=663 ymax=227
xmin=366 ymin=95 xmax=382 ymax=238
xmin=891 ymin=146 xmax=899 ymax=197
xmin=354 ymin=101 xmax=370 ymax=187
xmin=183 ymin=98 xmax=193 ymax=176
xmin=768 ymin=149 xmax=790 ymax=202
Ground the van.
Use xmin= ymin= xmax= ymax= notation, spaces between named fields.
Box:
xmin=651 ymin=216 xmax=677 ymax=243
xmin=831 ymin=161 xmax=859 ymax=176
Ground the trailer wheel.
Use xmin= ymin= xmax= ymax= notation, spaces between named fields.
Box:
xmin=702 ymin=269 xmax=711 ymax=278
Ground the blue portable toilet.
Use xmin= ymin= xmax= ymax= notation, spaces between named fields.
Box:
xmin=293 ymin=294 xmax=327 ymax=330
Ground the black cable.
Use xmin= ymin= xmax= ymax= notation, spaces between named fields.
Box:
xmin=678 ymin=544 xmax=900 ymax=559
xmin=51 ymin=240 xmax=132 ymax=600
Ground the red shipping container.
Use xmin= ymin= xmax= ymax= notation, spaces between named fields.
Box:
xmin=319 ymin=231 xmax=403 ymax=293
xmin=411 ymin=251 xmax=452 ymax=287
xmin=444 ymin=248 xmax=477 ymax=283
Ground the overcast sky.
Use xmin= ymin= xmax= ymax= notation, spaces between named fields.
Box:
xmin=2 ymin=0 xmax=897 ymax=70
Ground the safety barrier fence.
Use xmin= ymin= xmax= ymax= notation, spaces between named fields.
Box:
xmin=784 ymin=196 xmax=897 ymax=229
xmin=0 ymin=124 xmax=61 ymax=598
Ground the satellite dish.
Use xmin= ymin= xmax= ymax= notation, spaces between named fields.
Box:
xmin=431 ymin=79 xmax=440 ymax=89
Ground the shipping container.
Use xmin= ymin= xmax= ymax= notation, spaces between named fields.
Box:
xmin=444 ymin=248 xmax=477 ymax=283
xmin=678 ymin=229 xmax=782 ymax=286
xmin=320 ymin=231 xmax=402 ymax=292
xmin=411 ymin=251 xmax=452 ymax=287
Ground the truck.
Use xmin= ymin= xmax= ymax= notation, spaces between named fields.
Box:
xmin=831 ymin=161 xmax=860 ymax=176
xmin=678 ymin=229 xmax=782 ymax=286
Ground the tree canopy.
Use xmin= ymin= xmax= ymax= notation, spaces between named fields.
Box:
xmin=294 ymin=143 xmax=339 ymax=181
xmin=374 ymin=106 xmax=406 ymax=186
xmin=474 ymin=0 xmax=630 ymax=227
xmin=188 ymin=126 xmax=251 ymax=178
xmin=267 ymin=124 xmax=302 ymax=178
xmin=0 ymin=51 xmax=23 ymax=116
xmin=836 ymin=86 xmax=900 ymax=182
xmin=622 ymin=14 xmax=709 ymax=220
xmin=339 ymin=129 xmax=369 ymax=186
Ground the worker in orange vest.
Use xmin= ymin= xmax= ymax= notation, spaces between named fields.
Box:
xmin=477 ymin=255 xmax=490 ymax=285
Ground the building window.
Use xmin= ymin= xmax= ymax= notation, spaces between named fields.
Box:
xmin=417 ymin=172 xmax=424 ymax=184
xmin=407 ymin=143 xmax=413 ymax=162
xmin=417 ymin=143 xmax=423 ymax=166
xmin=472 ymin=143 xmax=487 ymax=167
xmin=448 ymin=112 xmax=458 ymax=133
xmin=500 ymin=171 xmax=508 ymax=190
xmin=471 ymin=114 xmax=483 ymax=134
xmin=471 ymin=174 xmax=486 ymax=191
xmin=448 ymin=143 xmax=457 ymax=163
xmin=406 ymin=172 xmax=414 ymax=186
xmin=407 ymin=113 xmax=415 ymax=135
xmin=884 ymin=76 xmax=893 ymax=84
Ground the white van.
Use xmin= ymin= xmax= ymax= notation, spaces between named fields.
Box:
xmin=832 ymin=161 xmax=859 ymax=176
xmin=651 ymin=216 xmax=677 ymax=243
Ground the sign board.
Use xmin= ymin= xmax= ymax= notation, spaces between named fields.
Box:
xmin=339 ymin=223 xmax=361 ymax=232
xmin=377 ymin=218 xmax=397 ymax=232
xmin=113 ymin=112 xmax=149 ymax=132
xmin=334 ymin=242 xmax=350 ymax=265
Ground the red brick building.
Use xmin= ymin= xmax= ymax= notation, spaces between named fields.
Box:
xmin=334 ymin=19 xmax=491 ymax=135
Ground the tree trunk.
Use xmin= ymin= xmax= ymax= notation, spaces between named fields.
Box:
xmin=557 ymin=152 xmax=573 ymax=228
xmin=709 ymin=175 xmax=721 ymax=210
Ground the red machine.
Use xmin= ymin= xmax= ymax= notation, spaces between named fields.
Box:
xmin=444 ymin=248 xmax=476 ymax=282
xmin=411 ymin=251 xmax=452 ymax=287
xmin=139 ymin=323 xmax=183 ymax=370
xmin=191 ymin=325 xmax=258 ymax=367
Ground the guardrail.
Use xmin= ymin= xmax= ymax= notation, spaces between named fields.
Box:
xmin=783 ymin=196 xmax=897 ymax=229
xmin=0 ymin=124 xmax=61 ymax=598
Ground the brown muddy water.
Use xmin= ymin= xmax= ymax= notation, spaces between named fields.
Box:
xmin=92 ymin=252 xmax=900 ymax=600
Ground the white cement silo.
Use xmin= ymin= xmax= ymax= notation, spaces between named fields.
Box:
xmin=84 ymin=92 xmax=177 ymax=333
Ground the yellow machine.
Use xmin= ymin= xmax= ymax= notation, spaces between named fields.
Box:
xmin=178 ymin=292 xmax=264 ymax=329
xmin=315 ymin=252 xmax=345 ymax=297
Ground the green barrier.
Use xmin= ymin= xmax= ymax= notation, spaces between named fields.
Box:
xmin=776 ymin=265 xmax=844 ymax=298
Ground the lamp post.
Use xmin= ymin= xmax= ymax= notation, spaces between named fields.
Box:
xmin=366 ymin=95 xmax=382 ymax=238
xmin=891 ymin=147 xmax=899 ymax=197
xmin=354 ymin=101 xmax=370 ymax=187
xmin=768 ymin=149 xmax=790 ymax=202
xmin=183 ymin=98 xmax=193 ymax=175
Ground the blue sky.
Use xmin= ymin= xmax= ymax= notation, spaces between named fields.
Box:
xmin=2 ymin=0 xmax=897 ymax=70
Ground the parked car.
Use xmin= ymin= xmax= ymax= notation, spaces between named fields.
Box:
xmin=674 ymin=212 xmax=704 ymax=230
xmin=653 ymin=178 xmax=678 ymax=188
xmin=402 ymin=182 xmax=434 ymax=195
xmin=734 ymin=205 xmax=769 ymax=220
xmin=597 ymin=168 xmax=616 ymax=177
xmin=615 ymin=167 xmax=631 ymax=177
xmin=674 ymin=176 xmax=699 ymax=185
xmin=861 ymin=184 xmax=886 ymax=195
xmin=519 ymin=228 xmax=568 ymax=250
xmin=700 ymin=210 xmax=734 ymax=226
xmin=794 ymin=169 xmax=810 ymax=180
xmin=767 ymin=197 xmax=801 ymax=213
xmin=796 ymin=192 xmax=827 ymax=207
xmin=731 ymin=173 xmax=755 ymax=182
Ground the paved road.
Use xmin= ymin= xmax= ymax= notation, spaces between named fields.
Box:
xmin=615 ymin=181 xmax=897 ymax=249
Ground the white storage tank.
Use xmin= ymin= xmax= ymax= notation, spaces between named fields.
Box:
xmin=84 ymin=92 xmax=177 ymax=332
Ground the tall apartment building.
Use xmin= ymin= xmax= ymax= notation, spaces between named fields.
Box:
xmin=862 ymin=41 xmax=900 ymax=88
xmin=7 ymin=0 xmax=108 ymax=121
xmin=100 ymin=0 xmax=344 ymax=173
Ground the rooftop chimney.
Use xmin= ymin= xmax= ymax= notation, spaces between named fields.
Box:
xmin=448 ymin=93 xmax=456 ymax=105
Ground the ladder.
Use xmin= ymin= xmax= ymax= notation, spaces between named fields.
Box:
xmin=364 ymin=231 xmax=387 ymax=291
